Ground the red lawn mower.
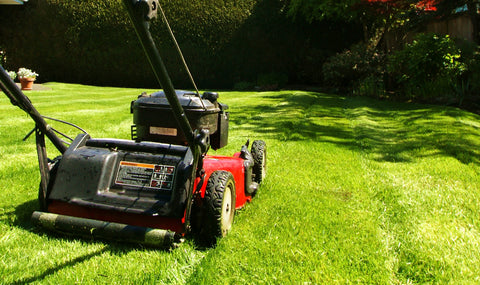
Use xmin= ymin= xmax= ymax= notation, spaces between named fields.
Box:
xmin=0 ymin=0 xmax=266 ymax=247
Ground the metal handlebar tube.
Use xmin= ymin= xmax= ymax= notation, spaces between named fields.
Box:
xmin=123 ymin=0 xmax=204 ymax=234
xmin=122 ymin=0 xmax=195 ymax=148
xmin=0 ymin=65 xmax=68 ymax=154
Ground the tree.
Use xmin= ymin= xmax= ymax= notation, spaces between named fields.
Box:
xmin=285 ymin=0 xmax=363 ymax=22
xmin=285 ymin=0 xmax=431 ymax=48
xmin=285 ymin=0 xmax=436 ymax=23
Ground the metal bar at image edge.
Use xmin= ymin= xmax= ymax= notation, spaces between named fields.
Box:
xmin=31 ymin=211 xmax=178 ymax=248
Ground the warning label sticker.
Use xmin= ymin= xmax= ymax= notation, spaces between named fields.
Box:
xmin=115 ymin=161 xmax=175 ymax=191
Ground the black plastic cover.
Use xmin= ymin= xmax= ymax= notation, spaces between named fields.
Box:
xmin=48 ymin=134 xmax=194 ymax=218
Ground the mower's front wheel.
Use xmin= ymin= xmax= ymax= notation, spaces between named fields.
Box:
xmin=204 ymin=171 xmax=236 ymax=243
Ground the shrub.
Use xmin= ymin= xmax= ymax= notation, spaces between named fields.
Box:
xmin=257 ymin=72 xmax=288 ymax=90
xmin=353 ymin=74 xmax=385 ymax=98
xmin=387 ymin=33 xmax=466 ymax=99
xmin=465 ymin=58 xmax=480 ymax=93
xmin=456 ymin=40 xmax=480 ymax=99
xmin=322 ymin=43 xmax=385 ymax=95
xmin=233 ymin=81 xmax=255 ymax=91
xmin=0 ymin=0 xmax=358 ymax=88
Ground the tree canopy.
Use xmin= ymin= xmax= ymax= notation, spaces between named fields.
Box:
xmin=285 ymin=0 xmax=479 ymax=45
xmin=285 ymin=0 xmax=435 ymax=22
xmin=285 ymin=0 xmax=362 ymax=22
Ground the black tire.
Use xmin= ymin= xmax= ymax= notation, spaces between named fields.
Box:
xmin=204 ymin=171 xmax=236 ymax=243
xmin=251 ymin=140 xmax=267 ymax=184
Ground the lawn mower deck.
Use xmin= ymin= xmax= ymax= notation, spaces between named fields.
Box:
xmin=34 ymin=133 xmax=264 ymax=246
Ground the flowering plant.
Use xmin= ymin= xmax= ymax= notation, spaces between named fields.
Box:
xmin=7 ymin=70 xmax=16 ymax=80
xmin=17 ymin=68 xmax=39 ymax=79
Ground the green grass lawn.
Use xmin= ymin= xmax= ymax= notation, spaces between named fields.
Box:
xmin=1 ymin=82 xmax=480 ymax=284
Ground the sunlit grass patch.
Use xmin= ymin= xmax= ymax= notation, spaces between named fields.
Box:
xmin=1 ymin=83 xmax=480 ymax=283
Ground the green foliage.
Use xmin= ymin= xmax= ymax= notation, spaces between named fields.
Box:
xmin=320 ymin=34 xmax=480 ymax=104
xmin=354 ymin=74 xmax=385 ymax=98
xmin=464 ymin=58 xmax=480 ymax=93
xmin=0 ymin=0 xmax=358 ymax=88
xmin=387 ymin=33 xmax=466 ymax=99
xmin=0 ymin=0 xmax=260 ymax=87
xmin=456 ymin=39 xmax=480 ymax=99
xmin=286 ymin=0 xmax=361 ymax=22
xmin=257 ymin=72 xmax=288 ymax=90
xmin=285 ymin=0 xmax=430 ymax=48
xmin=233 ymin=81 xmax=255 ymax=91
xmin=322 ymin=43 xmax=385 ymax=95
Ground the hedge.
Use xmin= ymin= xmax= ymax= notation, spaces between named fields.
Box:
xmin=0 ymin=0 xmax=361 ymax=88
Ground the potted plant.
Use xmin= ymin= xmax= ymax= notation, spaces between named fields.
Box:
xmin=17 ymin=67 xmax=39 ymax=90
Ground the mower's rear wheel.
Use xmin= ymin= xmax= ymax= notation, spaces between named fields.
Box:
xmin=251 ymin=140 xmax=267 ymax=184
xmin=204 ymin=171 xmax=236 ymax=243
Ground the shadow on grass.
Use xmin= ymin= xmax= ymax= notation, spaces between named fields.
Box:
xmin=8 ymin=199 xmax=169 ymax=285
xmin=344 ymin=98 xmax=480 ymax=164
xmin=231 ymin=92 xmax=480 ymax=165
xmin=233 ymin=92 xmax=354 ymax=145
xmin=7 ymin=246 xmax=110 ymax=285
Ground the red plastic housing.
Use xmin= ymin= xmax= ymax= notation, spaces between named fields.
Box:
xmin=198 ymin=153 xmax=251 ymax=209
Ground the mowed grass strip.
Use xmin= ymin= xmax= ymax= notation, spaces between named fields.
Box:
xmin=0 ymin=84 xmax=479 ymax=284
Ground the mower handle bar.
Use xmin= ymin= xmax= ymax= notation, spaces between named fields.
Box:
xmin=123 ymin=0 xmax=196 ymax=148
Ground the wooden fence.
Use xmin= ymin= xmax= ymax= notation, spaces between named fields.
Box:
xmin=426 ymin=13 xmax=474 ymax=42
xmin=384 ymin=13 xmax=476 ymax=51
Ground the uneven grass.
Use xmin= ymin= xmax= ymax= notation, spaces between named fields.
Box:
xmin=1 ymin=83 xmax=480 ymax=284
